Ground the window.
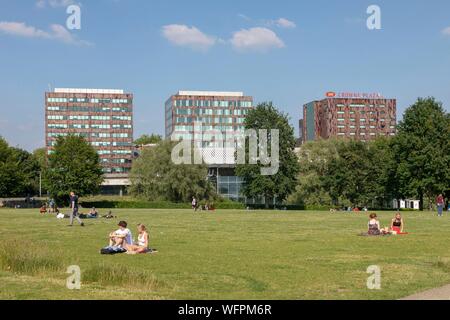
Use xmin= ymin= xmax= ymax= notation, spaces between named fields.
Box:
xmin=47 ymin=98 xmax=67 ymax=103
xmin=91 ymin=116 xmax=110 ymax=121
xmin=112 ymin=133 xmax=129 ymax=138
xmin=47 ymin=115 xmax=67 ymax=120
xmin=48 ymin=123 xmax=68 ymax=129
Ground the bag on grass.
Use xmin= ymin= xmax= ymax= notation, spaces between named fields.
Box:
xmin=100 ymin=246 xmax=127 ymax=255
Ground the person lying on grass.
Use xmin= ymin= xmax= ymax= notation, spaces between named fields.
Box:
xmin=109 ymin=221 xmax=133 ymax=248
xmin=126 ymin=224 xmax=151 ymax=255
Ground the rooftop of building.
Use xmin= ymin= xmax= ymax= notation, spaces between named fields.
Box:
xmin=53 ymin=88 xmax=125 ymax=94
xmin=175 ymin=90 xmax=245 ymax=97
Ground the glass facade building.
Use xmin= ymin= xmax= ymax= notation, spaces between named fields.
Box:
xmin=165 ymin=91 xmax=254 ymax=201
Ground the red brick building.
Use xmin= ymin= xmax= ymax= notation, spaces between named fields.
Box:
xmin=302 ymin=92 xmax=396 ymax=142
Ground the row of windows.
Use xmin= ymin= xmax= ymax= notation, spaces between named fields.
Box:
xmin=101 ymin=158 xmax=132 ymax=164
xmin=175 ymin=117 xmax=243 ymax=124
xmin=48 ymin=98 xmax=130 ymax=104
xmin=48 ymin=115 xmax=132 ymax=121
xmin=174 ymin=100 xmax=252 ymax=108
xmin=48 ymin=132 xmax=130 ymax=138
xmin=174 ymin=125 xmax=246 ymax=132
xmin=336 ymin=104 xmax=387 ymax=108
xmin=47 ymin=123 xmax=132 ymax=130
xmin=47 ymin=106 xmax=130 ymax=112
xmin=98 ymin=150 xmax=132 ymax=155
xmin=337 ymin=125 xmax=396 ymax=129
xmin=175 ymin=108 xmax=249 ymax=116
xmin=91 ymin=142 xmax=132 ymax=147
xmin=337 ymin=132 xmax=396 ymax=137
xmin=337 ymin=118 xmax=388 ymax=122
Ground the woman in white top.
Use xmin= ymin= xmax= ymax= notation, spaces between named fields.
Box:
xmin=126 ymin=224 xmax=150 ymax=254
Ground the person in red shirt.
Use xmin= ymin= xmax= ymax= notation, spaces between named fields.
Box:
xmin=436 ymin=194 xmax=445 ymax=217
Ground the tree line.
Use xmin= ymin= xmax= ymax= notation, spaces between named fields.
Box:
xmin=1 ymin=97 xmax=448 ymax=211
xmin=288 ymin=97 xmax=449 ymax=210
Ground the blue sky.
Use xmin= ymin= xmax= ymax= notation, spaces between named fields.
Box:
xmin=0 ymin=0 xmax=449 ymax=151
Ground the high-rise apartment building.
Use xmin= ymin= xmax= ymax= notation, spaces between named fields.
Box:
xmin=45 ymin=88 xmax=134 ymax=178
xmin=302 ymin=92 xmax=396 ymax=142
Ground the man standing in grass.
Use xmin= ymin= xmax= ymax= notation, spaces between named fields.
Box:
xmin=69 ymin=191 xmax=84 ymax=227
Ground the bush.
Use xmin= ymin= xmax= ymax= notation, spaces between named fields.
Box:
xmin=80 ymin=200 xmax=191 ymax=209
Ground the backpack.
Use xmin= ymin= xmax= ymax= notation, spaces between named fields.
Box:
xmin=100 ymin=246 xmax=127 ymax=255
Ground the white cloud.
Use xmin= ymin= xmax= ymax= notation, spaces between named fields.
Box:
xmin=36 ymin=0 xmax=76 ymax=8
xmin=273 ymin=18 xmax=296 ymax=29
xmin=442 ymin=27 xmax=450 ymax=36
xmin=230 ymin=27 xmax=285 ymax=52
xmin=162 ymin=24 xmax=216 ymax=51
xmin=0 ymin=21 xmax=92 ymax=46
xmin=0 ymin=22 xmax=51 ymax=39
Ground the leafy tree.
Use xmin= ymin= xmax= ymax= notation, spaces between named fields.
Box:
xmin=393 ymin=97 xmax=450 ymax=210
xmin=365 ymin=137 xmax=398 ymax=207
xmin=33 ymin=147 xmax=49 ymax=196
xmin=129 ymin=140 xmax=215 ymax=202
xmin=33 ymin=148 xmax=48 ymax=172
xmin=322 ymin=140 xmax=372 ymax=207
xmin=236 ymin=102 xmax=299 ymax=207
xmin=134 ymin=134 xmax=162 ymax=145
xmin=0 ymin=137 xmax=40 ymax=197
xmin=288 ymin=139 xmax=339 ymax=206
xmin=44 ymin=135 xmax=103 ymax=202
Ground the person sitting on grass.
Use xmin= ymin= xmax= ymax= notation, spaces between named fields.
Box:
xmin=102 ymin=210 xmax=116 ymax=219
xmin=390 ymin=213 xmax=405 ymax=234
xmin=126 ymin=224 xmax=152 ymax=254
xmin=87 ymin=207 xmax=98 ymax=218
xmin=39 ymin=205 xmax=47 ymax=214
xmin=367 ymin=213 xmax=382 ymax=236
xmin=109 ymin=221 xmax=133 ymax=249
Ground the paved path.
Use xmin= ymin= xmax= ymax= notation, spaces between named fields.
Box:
xmin=401 ymin=284 xmax=450 ymax=300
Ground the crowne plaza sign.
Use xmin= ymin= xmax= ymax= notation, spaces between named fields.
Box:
xmin=326 ymin=92 xmax=384 ymax=99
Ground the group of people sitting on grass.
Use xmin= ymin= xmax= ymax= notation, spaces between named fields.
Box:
xmin=102 ymin=221 xmax=157 ymax=255
xmin=365 ymin=212 xmax=407 ymax=236
xmin=51 ymin=207 xmax=116 ymax=220
xmin=191 ymin=197 xmax=215 ymax=212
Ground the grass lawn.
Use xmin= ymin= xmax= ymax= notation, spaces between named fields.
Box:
xmin=0 ymin=208 xmax=449 ymax=300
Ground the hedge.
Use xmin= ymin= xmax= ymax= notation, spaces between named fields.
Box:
xmin=79 ymin=200 xmax=245 ymax=210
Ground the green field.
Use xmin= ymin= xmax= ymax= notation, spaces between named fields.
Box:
xmin=0 ymin=208 xmax=449 ymax=300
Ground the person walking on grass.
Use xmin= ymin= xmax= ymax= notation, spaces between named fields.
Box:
xmin=69 ymin=191 xmax=84 ymax=227
xmin=436 ymin=194 xmax=445 ymax=217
